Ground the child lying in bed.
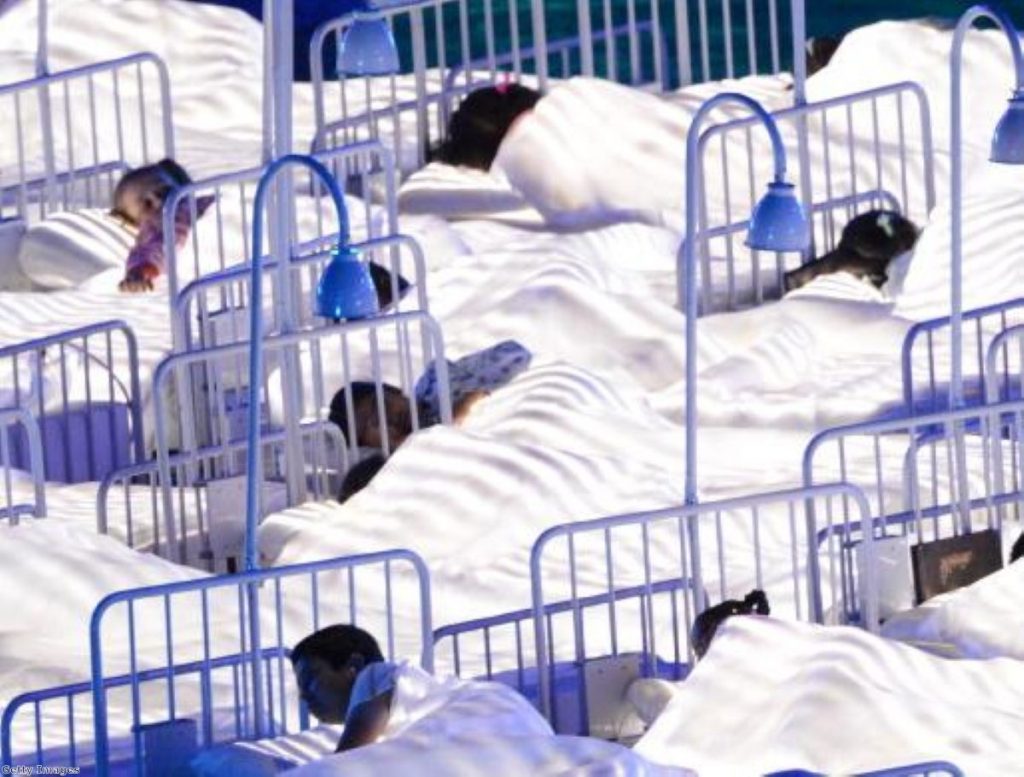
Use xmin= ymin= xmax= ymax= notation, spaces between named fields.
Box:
xmin=690 ymin=589 xmax=770 ymax=659
xmin=329 ymin=340 xmax=531 ymax=499
xmin=111 ymin=159 xmax=215 ymax=292
xmin=430 ymin=82 xmax=541 ymax=171
xmin=783 ymin=210 xmax=919 ymax=293
xmin=329 ymin=341 xmax=530 ymax=451
xmin=291 ymin=624 xmax=395 ymax=753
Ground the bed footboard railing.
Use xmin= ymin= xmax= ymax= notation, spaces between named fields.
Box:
xmin=803 ymin=398 xmax=1024 ymax=538
xmin=1 ymin=646 xmax=287 ymax=772
xmin=0 ymin=320 xmax=144 ymax=484
xmin=0 ymin=550 xmax=431 ymax=774
xmin=96 ymin=421 xmax=345 ymax=566
xmin=515 ymin=482 xmax=875 ymax=733
xmin=433 ymin=577 xmax=696 ymax=737
xmin=0 ymin=407 xmax=46 ymax=521
xmin=149 ymin=310 xmax=450 ymax=563
xmin=901 ymin=298 xmax=1024 ymax=414
xmin=803 ymin=399 xmax=1024 ymax=621
xmin=89 ymin=550 xmax=431 ymax=776
xmin=0 ymin=53 xmax=174 ymax=223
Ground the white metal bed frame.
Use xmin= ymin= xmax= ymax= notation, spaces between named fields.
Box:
xmin=0 ymin=319 xmax=144 ymax=485
xmin=0 ymin=548 xmax=433 ymax=775
xmin=93 ymin=308 xmax=454 ymax=566
xmin=434 ymin=482 xmax=879 ymax=736
xmin=160 ymin=140 xmax=401 ymax=325
xmin=0 ymin=52 xmax=174 ymax=224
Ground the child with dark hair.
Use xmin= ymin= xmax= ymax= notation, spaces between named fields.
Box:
xmin=329 ymin=382 xmax=413 ymax=453
xmin=291 ymin=624 xmax=395 ymax=753
xmin=328 ymin=341 xmax=531 ymax=500
xmin=338 ymin=453 xmax=388 ymax=503
xmin=431 ymin=83 xmax=542 ymax=171
xmin=110 ymin=158 xmax=192 ymax=227
xmin=783 ymin=210 xmax=919 ymax=293
xmin=690 ymin=589 xmax=770 ymax=659
xmin=111 ymin=158 xmax=216 ymax=293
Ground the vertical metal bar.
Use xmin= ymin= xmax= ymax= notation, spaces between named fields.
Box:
xmin=721 ymin=0 xmax=734 ymax=79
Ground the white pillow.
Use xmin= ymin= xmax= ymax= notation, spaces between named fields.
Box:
xmin=397 ymin=162 xmax=543 ymax=226
xmin=17 ymin=209 xmax=134 ymax=289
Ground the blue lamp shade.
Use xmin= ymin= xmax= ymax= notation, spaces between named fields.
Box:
xmin=337 ymin=14 xmax=399 ymax=77
xmin=316 ymin=247 xmax=380 ymax=321
xmin=745 ymin=181 xmax=811 ymax=252
xmin=990 ymin=90 xmax=1024 ymax=164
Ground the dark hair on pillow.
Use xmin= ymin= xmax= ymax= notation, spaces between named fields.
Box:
xmin=430 ymin=84 xmax=542 ymax=171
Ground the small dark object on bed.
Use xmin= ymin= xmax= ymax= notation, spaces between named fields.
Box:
xmin=338 ymin=454 xmax=387 ymax=503
xmin=367 ymin=262 xmax=411 ymax=311
xmin=690 ymin=589 xmax=770 ymax=660
xmin=1011 ymin=532 xmax=1024 ymax=563
xmin=430 ymin=83 xmax=542 ymax=171
xmin=783 ymin=210 xmax=919 ymax=293
xmin=806 ymin=36 xmax=843 ymax=77
xmin=911 ymin=529 xmax=1002 ymax=603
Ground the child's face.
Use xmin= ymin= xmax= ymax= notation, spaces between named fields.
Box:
xmin=293 ymin=655 xmax=358 ymax=724
xmin=357 ymin=391 xmax=413 ymax=451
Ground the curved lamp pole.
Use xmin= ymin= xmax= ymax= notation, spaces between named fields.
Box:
xmin=681 ymin=92 xmax=809 ymax=509
xmin=949 ymin=4 xmax=1024 ymax=410
xmin=243 ymin=153 xmax=378 ymax=574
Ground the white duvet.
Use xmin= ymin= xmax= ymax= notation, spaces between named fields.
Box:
xmin=635 ymin=616 xmax=1024 ymax=775
xmin=283 ymin=663 xmax=684 ymax=777
xmin=881 ymin=557 xmax=1024 ymax=661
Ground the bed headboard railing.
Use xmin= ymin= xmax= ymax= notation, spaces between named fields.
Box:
xmin=149 ymin=310 xmax=450 ymax=564
xmin=0 ymin=549 xmax=431 ymax=774
xmin=0 ymin=320 xmax=144 ymax=484
xmin=687 ymin=81 xmax=935 ymax=313
xmin=527 ymin=482 xmax=877 ymax=732
xmin=0 ymin=53 xmax=174 ymax=224
xmin=173 ymin=231 xmax=429 ymax=354
xmin=161 ymin=139 xmax=398 ymax=330
xmin=310 ymin=0 xmax=791 ymax=178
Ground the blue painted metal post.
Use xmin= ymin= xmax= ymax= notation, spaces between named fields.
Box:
xmin=681 ymin=93 xmax=801 ymax=622
xmin=681 ymin=92 xmax=792 ymax=508
xmin=948 ymin=4 xmax=1024 ymax=532
xmin=244 ymin=154 xmax=351 ymax=572
xmin=949 ymin=4 xmax=1024 ymax=410
xmin=243 ymin=154 xmax=351 ymax=739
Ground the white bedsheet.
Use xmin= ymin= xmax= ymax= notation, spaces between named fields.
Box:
xmin=881 ymin=558 xmax=1024 ymax=661
xmin=283 ymin=663 xmax=685 ymax=777
xmin=634 ymin=616 xmax=1024 ymax=775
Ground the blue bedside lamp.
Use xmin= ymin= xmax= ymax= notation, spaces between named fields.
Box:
xmin=337 ymin=9 xmax=400 ymax=77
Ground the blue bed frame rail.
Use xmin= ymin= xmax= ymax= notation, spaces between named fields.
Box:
xmin=75 ymin=548 xmax=430 ymax=776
